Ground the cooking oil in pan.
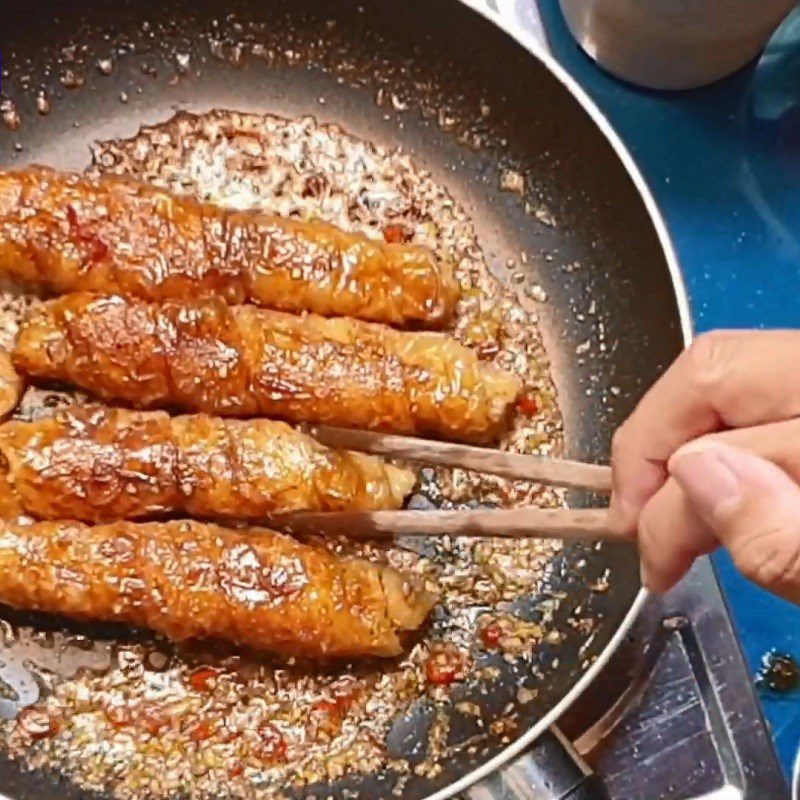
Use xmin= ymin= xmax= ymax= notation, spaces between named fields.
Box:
xmin=0 ymin=109 xmax=577 ymax=800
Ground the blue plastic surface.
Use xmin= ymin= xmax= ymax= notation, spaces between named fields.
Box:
xmin=538 ymin=0 xmax=800 ymax=775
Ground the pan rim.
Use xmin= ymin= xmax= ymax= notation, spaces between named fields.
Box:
xmin=418 ymin=3 xmax=694 ymax=799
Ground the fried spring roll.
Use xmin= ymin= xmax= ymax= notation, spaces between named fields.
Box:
xmin=0 ymin=167 xmax=459 ymax=327
xmin=14 ymin=293 xmax=520 ymax=443
xmin=0 ymin=404 xmax=415 ymax=522
xmin=0 ymin=518 xmax=435 ymax=658
xmin=0 ymin=351 xmax=23 ymax=421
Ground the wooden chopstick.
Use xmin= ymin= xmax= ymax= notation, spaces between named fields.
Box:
xmin=279 ymin=427 xmax=618 ymax=541
xmin=311 ymin=426 xmax=612 ymax=493
xmin=271 ymin=507 xmax=618 ymax=543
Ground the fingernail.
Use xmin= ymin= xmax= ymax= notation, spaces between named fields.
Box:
xmin=669 ymin=444 xmax=742 ymax=520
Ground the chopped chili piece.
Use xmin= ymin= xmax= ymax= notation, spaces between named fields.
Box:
xmin=138 ymin=705 xmax=170 ymax=736
xmin=66 ymin=205 xmax=92 ymax=239
xmin=383 ymin=223 xmax=412 ymax=244
xmin=66 ymin=203 xmax=108 ymax=261
xmin=480 ymin=621 xmax=503 ymax=649
xmin=90 ymin=237 xmax=109 ymax=263
xmin=517 ymin=392 xmax=539 ymax=416
xmin=188 ymin=666 xmax=219 ymax=692
xmin=188 ymin=718 xmax=215 ymax=742
xmin=333 ymin=687 xmax=359 ymax=711
xmin=425 ymin=646 xmax=465 ymax=686
xmin=105 ymin=704 xmax=134 ymax=729
xmin=312 ymin=699 xmax=339 ymax=715
xmin=313 ymin=682 xmax=360 ymax=718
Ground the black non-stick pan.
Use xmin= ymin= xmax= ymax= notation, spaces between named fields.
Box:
xmin=0 ymin=2 xmax=689 ymax=799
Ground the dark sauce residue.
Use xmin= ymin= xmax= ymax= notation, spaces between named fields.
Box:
xmin=756 ymin=649 xmax=800 ymax=695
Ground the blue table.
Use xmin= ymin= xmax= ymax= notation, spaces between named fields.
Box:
xmin=537 ymin=1 xmax=800 ymax=775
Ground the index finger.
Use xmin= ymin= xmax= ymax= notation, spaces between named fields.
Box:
xmin=610 ymin=329 xmax=800 ymax=533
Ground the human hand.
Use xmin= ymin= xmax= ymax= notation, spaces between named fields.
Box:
xmin=610 ymin=329 xmax=800 ymax=603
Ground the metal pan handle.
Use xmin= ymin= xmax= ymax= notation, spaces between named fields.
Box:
xmin=467 ymin=726 xmax=610 ymax=800
xmin=530 ymin=727 xmax=610 ymax=800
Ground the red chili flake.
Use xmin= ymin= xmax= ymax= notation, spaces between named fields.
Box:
xmin=189 ymin=718 xmax=215 ymax=742
xmin=66 ymin=204 xmax=79 ymax=229
xmin=66 ymin=203 xmax=108 ymax=261
xmin=188 ymin=666 xmax=219 ymax=692
xmin=138 ymin=706 xmax=170 ymax=736
xmin=425 ymin=647 xmax=464 ymax=686
xmin=312 ymin=699 xmax=339 ymax=715
xmin=333 ymin=687 xmax=359 ymax=712
xmin=480 ymin=622 xmax=503 ymax=649
xmin=229 ymin=763 xmax=244 ymax=779
xmin=105 ymin=704 xmax=134 ymax=729
xmin=90 ymin=237 xmax=109 ymax=263
xmin=17 ymin=707 xmax=60 ymax=740
xmin=383 ymin=223 xmax=413 ymax=244
xmin=517 ymin=392 xmax=539 ymax=416
xmin=256 ymin=723 xmax=287 ymax=762
xmin=312 ymin=682 xmax=360 ymax=718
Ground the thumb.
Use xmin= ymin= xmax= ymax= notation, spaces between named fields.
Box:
xmin=669 ymin=440 xmax=800 ymax=603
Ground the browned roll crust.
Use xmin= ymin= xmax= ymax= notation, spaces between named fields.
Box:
xmin=0 ymin=404 xmax=415 ymax=522
xmin=0 ymin=351 xmax=23 ymax=422
xmin=0 ymin=166 xmax=459 ymax=327
xmin=0 ymin=518 xmax=436 ymax=658
xmin=14 ymin=293 xmax=520 ymax=443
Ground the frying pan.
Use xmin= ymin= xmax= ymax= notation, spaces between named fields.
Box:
xmin=0 ymin=1 xmax=690 ymax=798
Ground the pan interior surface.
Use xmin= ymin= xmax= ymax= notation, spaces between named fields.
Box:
xmin=0 ymin=1 xmax=684 ymax=799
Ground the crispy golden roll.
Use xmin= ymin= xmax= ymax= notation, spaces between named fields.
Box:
xmin=0 ymin=351 xmax=23 ymax=421
xmin=0 ymin=518 xmax=435 ymax=658
xmin=0 ymin=404 xmax=415 ymax=522
xmin=0 ymin=167 xmax=459 ymax=327
xmin=14 ymin=293 xmax=521 ymax=443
